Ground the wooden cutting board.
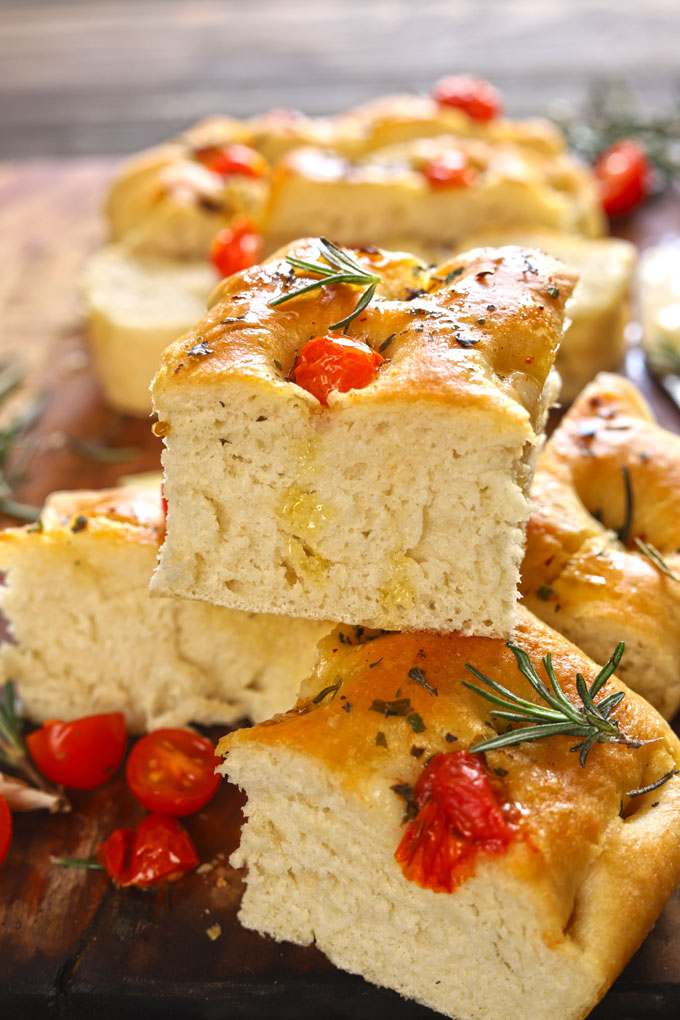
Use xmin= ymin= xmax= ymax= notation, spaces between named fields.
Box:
xmin=1 ymin=160 xmax=680 ymax=1019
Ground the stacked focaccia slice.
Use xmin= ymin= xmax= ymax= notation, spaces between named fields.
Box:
xmin=84 ymin=77 xmax=607 ymax=415
xmin=0 ymin=481 xmax=330 ymax=732
xmin=219 ymin=608 xmax=680 ymax=1020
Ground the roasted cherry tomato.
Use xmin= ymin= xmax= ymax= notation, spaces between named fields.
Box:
xmin=126 ymin=728 xmax=221 ymax=816
xmin=210 ymin=218 xmax=262 ymax=278
xmin=395 ymin=751 xmax=515 ymax=893
xmin=26 ymin=713 xmax=126 ymax=791
xmin=422 ymin=151 xmax=479 ymax=188
xmin=193 ymin=143 xmax=267 ymax=179
xmin=594 ymin=138 xmax=650 ymax=218
xmin=291 ymin=334 xmax=384 ymax=406
xmin=0 ymin=796 xmax=12 ymax=866
xmin=98 ymin=813 xmax=199 ymax=888
xmin=431 ymin=75 xmax=503 ymax=122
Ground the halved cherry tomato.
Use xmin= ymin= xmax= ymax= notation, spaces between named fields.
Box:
xmin=0 ymin=796 xmax=12 ymax=866
xmin=126 ymin=728 xmax=221 ymax=816
xmin=193 ymin=143 xmax=267 ymax=179
xmin=431 ymin=75 xmax=503 ymax=122
xmin=291 ymin=334 xmax=384 ymax=406
xmin=422 ymin=151 xmax=479 ymax=188
xmin=594 ymin=138 xmax=650 ymax=218
xmin=26 ymin=713 xmax=126 ymax=791
xmin=98 ymin=813 xmax=199 ymax=888
xmin=395 ymin=751 xmax=515 ymax=893
xmin=210 ymin=218 xmax=263 ymax=278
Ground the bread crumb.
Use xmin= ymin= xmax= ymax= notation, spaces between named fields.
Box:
xmin=196 ymin=862 xmax=213 ymax=875
xmin=206 ymin=923 xmax=222 ymax=941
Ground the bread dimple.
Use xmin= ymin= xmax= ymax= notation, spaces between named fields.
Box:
xmin=153 ymin=240 xmax=576 ymax=425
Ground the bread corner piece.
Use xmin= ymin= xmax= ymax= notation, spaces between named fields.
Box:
xmin=151 ymin=240 xmax=576 ymax=635
xmin=0 ymin=482 xmax=330 ymax=732
xmin=220 ymin=606 xmax=680 ymax=1020
xmin=522 ymin=372 xmax=680 ymax=718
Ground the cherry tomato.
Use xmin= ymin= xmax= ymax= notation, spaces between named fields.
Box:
xmin=431 ymin=75 xmax=503 ymax=122
xmin=126 ymin=728 xmax=221 ymax=816
xmin=291 ymin=335 xmax=384 ymax=406
xmin=193 ymin=143 xmax=267 ymax=179
xmin=422 ymin=151 xmax=479 ymax=188
xmin=210 ymin=218 xmax=262 ymax=278
xmin=98 ymin=813 xmax=199 ymax=888
xmin=26 ymin=713 xmax=127 ymax=791
xmin=594 ymin=139 xmax=650 ymax=218
xmin=0 ymin=796 xmax=12 ymax=866
xmin=395 ymin=751 xmax=514 ymax=893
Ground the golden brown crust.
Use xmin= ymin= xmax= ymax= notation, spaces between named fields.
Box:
xmin=522 ymin=374 xmax=680 ymax=636
xmin=0 ymin=486 xmax=164 ymax=549
xmin=220 ymin=606 xmax=680 ymax=991
xmin=152 ymin=240 xmax=576 ymax=427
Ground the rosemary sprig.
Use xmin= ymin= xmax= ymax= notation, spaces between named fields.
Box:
xmin=463 ymin=641 xmax=649 ymax=766
xmin=0 ymin=681 xmax=70 ymax=811
xmin=268 ymin=238 xmax=381 ymax=334
xmin=553 ymin=81 xmax=680 ymax=194
xmin=634 ymin=537 xmax=680 ymax=582
xmin=627 ymin=768 xmax=679 ymax=799
xmin=616 ymin=465 xmax=633 ymax=545
xmin=0 ymin=363 xmax=45 ymax=522
xmin=67 ymin=437 xmax=140 ymax=463
xmin=51 ymin=856 xmax=103 ymax=870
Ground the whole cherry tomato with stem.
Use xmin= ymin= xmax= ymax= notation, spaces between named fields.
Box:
xmin=431 ymin=75 xmax=503 ymax=122
xmin=0 ymin=796 xmax=12 ymax=866
xmin=98 ymin=813 xmax=199 ymax=887
xmin=291 ymin=334 xmax=384 ymax=406
xmin=126 ymin=728 xmax=221 ymax=816
xmin=26 ymin=713 xmax=127 ymax=791
xmin=594 ymin=138 xmax=650 ymax=218
xmin=210 ymin=218 xmax=263 ymax=278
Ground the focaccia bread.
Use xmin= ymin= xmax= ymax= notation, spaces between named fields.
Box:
xmin=82 ymin=245 xmax=218 ymax=415
xmin=220 ymin=607 xmax=680 ymax=1020
xmin=0 ymin=483 xmax=330 ymax=732
xmin=264 ymin=136 xmax=603 ymax=254
xmin=151 ymin=240 xmax=576 ymax=634
xmin=453 ymin=230 xmax=635 ymax=404
xmin=522 ymin=373 xmax=680 ymax=718
xmin=107 ymin=84 xmax=571 ymax=261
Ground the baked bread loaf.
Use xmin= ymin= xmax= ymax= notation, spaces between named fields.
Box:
xmin=0 ymin=482 xmax=330 ymax=732
xmin=264 ymin=136 xmax=604 ymax=254
xmin=640 ymin=239 xmax=680 ymax=377
xmin=82 ymin=245 xmax=218 ymax=415
xmin=522 ymin=373 xmax=680 ymax=718
xmin=106 ymin=88 xmax=572 ymax=261
xmin=220 ymin=607 xmax=680 ymax=1020
xmin=151 ymin=239 xmax=575 ymax=634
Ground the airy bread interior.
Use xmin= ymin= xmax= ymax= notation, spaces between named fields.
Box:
xmin=153 ymin=386 xmax=538 ymax=635
xmin=0 ymin=494 xmax=329 ymax=732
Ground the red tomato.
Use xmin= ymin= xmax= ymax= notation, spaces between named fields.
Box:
xmin=26 ymin=713 xmax=127 ymax=791
xmin=431 ymin=75 xmax=503 ymax=122
xmin=98 ymin=813 xmax=199 ymax=888
xmin=422 ymin=151 xmax=479 ymax=188
xmin=0 ymin=796 xmax=12 ymax=866
xmin=594 ymin=139 xmax=650 ymax=218
xmin=395 ymin=751 xmax=515 ymax=893
xmin=193 ymin=143 xmax=267 ymax=179
xmin=126 ymin=728 xmax=221 ymax=816
xmin=291 ymin=335 xmax=384 ymax=406
xmin=210 ymin=218 xmax=262 ymax=278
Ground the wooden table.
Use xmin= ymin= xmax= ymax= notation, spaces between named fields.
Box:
xmin=1 ymin=159 xmax=680 ymax=1019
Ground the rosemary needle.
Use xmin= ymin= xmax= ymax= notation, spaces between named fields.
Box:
xmin=268 ymin=238 xmax=381 ymax=334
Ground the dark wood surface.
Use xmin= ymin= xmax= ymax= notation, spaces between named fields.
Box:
xmin=2 ymin=0 xmax=679 ymax=158
xmin=0 ymin=160 xmax=680 ymax=1019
